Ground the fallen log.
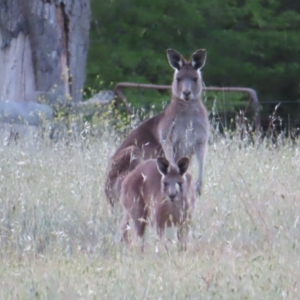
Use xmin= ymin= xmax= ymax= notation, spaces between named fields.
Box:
xmin=0 ymin=101 xmax=54 ymax=126
xmin=0 ymin=90 xmax=115 ymax=126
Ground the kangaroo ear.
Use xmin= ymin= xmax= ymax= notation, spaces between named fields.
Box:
xmin=176 ymin=157 xmax=190 ymax=175
xmin=191 ymin=49 xmax=206 ymax=70
xmin=167 ymin=49 xmax=184 ymax=70
xmin=156 ymin=157 xmax=170 ymax=176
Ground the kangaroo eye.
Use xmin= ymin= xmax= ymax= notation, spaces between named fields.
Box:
xmin=175 ymin=182 xmax=182 ymax=192
xmin=193 ymin=77 xmax=198 ymax=82
xmin=163 ymin=182 xmax=168 ymax=187
xmin=176 ymin=77 xmax=181 ymax=83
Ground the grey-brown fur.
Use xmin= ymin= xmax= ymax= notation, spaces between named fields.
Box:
xmin=105 ymin=49 xmax=209 ymax=205
xmin=120 ymin=157 xmax=195 ymax=250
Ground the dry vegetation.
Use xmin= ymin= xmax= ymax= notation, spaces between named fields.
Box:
xmin=0 ymin=120 xmax=300 ymax=299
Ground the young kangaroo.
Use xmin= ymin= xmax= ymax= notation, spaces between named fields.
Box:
xmin=120 ymin=157 xmax=195 ymax=250
xmin=105 ymin=49 xmax=209 ymax=206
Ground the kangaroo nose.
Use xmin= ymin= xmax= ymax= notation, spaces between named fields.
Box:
xmin=169 ymin=194 xmax=176 ymax=201
xmin=183 ymin=90 xmax=191 ymax=99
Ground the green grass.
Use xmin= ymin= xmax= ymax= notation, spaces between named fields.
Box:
xmin=0 ymin=124 xmax=300 ymax=299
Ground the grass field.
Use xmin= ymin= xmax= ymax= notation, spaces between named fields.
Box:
xmin=0 ymin=123 xmax=300 ymax=299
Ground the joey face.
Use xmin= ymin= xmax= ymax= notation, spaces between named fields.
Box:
xmin=156 ymin=157 xmax=190 ymax=202
xmin=161 ymin=174 xmax=185 ymax=202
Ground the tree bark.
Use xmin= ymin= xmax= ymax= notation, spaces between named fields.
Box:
xmin=0 ymin=0 xmax=90 ymax=104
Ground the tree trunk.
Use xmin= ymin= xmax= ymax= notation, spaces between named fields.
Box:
xmin=0 ymin=0 xmax=90 ymax=104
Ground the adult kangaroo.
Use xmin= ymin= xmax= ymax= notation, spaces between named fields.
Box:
xmin=120 ymin=157 xmax=195 ymax=251
xmin=105 ymin=49 xmax=209 ymax=206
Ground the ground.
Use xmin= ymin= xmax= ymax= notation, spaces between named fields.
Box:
xmin=0 ymin=123 xmax=299 ymax=299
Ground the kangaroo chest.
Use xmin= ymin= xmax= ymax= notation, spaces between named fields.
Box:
xmin=167 ymin=106 xmax=208 ymax=158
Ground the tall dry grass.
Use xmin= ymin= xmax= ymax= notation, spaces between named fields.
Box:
xmin=0 ymin=121 xmax=300 ymax=299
